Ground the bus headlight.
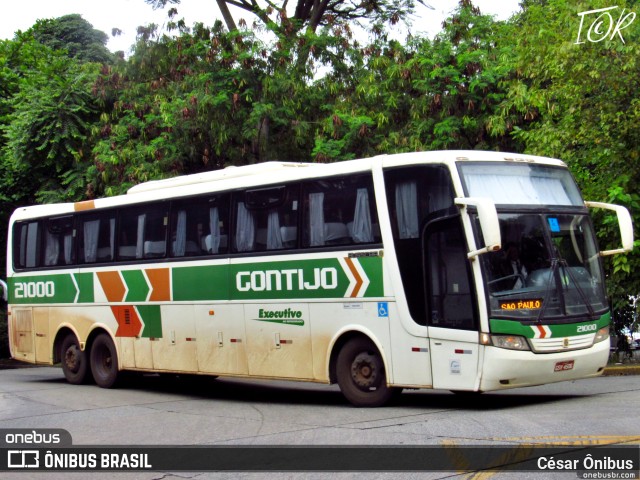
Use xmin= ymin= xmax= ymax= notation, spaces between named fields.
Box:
xmin=481 ymin=333 xmax=530 ymax=351
xmin=594 ymin=326 xmax=609 ymax=344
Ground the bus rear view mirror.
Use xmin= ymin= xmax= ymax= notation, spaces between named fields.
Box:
xmin=585 ymin=201 xmax=634 ymax=256
xmin=455 ymin=197 xmax=502 ymax=259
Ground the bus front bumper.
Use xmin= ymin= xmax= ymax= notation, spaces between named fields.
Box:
xmin=478 ymin=339 xmax=610 ymax=391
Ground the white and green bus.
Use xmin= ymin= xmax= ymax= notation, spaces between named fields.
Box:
xmin=6 ymin=151 xmax=633 ymax=406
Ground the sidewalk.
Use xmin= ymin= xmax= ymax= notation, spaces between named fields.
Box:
xmin=604 ymin=349 xmax=640 ymax=376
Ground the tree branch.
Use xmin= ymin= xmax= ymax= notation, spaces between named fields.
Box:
xmin=215 ymin=0 xmax=238 ymax=31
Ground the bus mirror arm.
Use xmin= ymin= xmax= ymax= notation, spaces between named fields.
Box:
xmin=455 ymin=197 xmax=502 ymax=259
xmin=585 ymin=201 xmax=634 ymax=256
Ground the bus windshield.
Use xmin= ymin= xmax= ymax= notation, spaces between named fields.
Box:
xmin=459 ymin=162 xmax=584 ymax=206
xmin=459 ymin=162 xmax=607 ymax=321
xmin=477 ymin=212 xmax=607 ymax=321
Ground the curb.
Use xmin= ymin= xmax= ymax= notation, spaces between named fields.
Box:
xmin=602 ymin=365 xmax=640 ymax=376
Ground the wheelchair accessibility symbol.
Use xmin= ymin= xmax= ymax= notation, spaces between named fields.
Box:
xmin=378 ymin=302 xmax=389 ymax=318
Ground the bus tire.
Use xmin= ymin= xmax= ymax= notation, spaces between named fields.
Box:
xmin=60 ymin=334 xmax=90 ymax=385
xmin=336 ymin=337 xmax=398 ymax=407
xmin=90 ymin=333 xmax=120 ymax=388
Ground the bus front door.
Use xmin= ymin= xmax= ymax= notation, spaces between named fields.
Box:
xmin=424 ymin=216 xmax=480 ymax=391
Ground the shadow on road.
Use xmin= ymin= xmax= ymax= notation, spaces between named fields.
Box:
xmin=32 ymin=369 xmax=583 ymax=411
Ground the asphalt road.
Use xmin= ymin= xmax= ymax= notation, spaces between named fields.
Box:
xmin=0 ymin=366 xmax=639 ymax=479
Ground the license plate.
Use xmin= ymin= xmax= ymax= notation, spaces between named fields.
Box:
xmin=554 ymin=360 xmax=574 ymax=372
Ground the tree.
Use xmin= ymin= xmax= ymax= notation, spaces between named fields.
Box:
xmin=89 ymin=23 xmax=270 ymax=195
xmin=0 ymin=15 xmax=113 ymax=204
xmin=31 ymin=14 xmax=113 ymax=64
xmin=145 ymin=0 xmax=430 ymax=36
xmin=312 ymin=1 xmax=517 ymax=160
xmin=0 ymin=36 xmax=100 ymax=205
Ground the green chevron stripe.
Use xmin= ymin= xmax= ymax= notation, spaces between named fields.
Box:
xmin=74 ymin=272 xmax=94 ymax=303
xmin=137 ymin=305 xmax=162 ymax=338
xmin=122 ymin=270 xmax=149 ymax=302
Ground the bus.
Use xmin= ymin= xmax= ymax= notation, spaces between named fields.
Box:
xmin=6 ymin=151 xmax=633 ymax=407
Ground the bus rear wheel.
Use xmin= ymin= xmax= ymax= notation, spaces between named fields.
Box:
xmin=90 ymin=333 xmax=120 ymax=388
xmin=60 ymin=334 xmax=90 ymax=384
xmin=336 ymin=337 xmax=399 ymax=407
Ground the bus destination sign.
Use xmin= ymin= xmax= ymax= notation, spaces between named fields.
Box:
xmin=499 ymin=299 xmax=543 ymax=311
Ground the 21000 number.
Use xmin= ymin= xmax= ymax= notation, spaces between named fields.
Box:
xmin=15 ymin=281 xmax=55 ymax=299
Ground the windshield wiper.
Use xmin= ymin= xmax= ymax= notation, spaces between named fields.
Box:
xmin=535 ymin=258 xmax=596 ymax=323
xmin=558 ymin=259 xmax=596 ymax=319
xmin=535 ymin=259 xmax=561 ymax=324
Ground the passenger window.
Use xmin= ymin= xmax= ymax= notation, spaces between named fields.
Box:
xmin=170 ymin=195 xmax=230 ymax=256
xmin=14 ymin=221 xmax=41 ymax=269
xmin=79 ymin=213 xmax=116 ymax=263
xmin=302 ymin=175 xmax=380 ymax=247
xmin=118 ymin=205 xmax=168 ymax=260
xmin=233 ymin=185 xmax=299 ymax=252
xmin=44 ymin=216 xmax=75 ymax=266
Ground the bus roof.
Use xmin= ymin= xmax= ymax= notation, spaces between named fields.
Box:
xmin=9 ymin=151 xmax=568 ymax=221
xmin=127 ymin=150 xmax=566 ymax=194
xmin=127 ymin=161 xmax=313 ymax=194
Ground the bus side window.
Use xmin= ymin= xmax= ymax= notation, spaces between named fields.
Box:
xmin=171 ymin=195 xmax=229 ymax=257
xmin=14 ymin=221 xmax=41 ymax=269
xmin=115 ymin=204 xmax=169 ymax=261
xmin=79 ymin=214 xmax=116 ymax=263
xmin=44 ymin=216 xmax=75 ymax=266
xmin=233 ymin=186 xmax=298 ymax=252
xmin=302 ymin=175 xmax=380 ymax=248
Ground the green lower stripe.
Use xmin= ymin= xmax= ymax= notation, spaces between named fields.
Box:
xmin=490 ymin=313 xmax=610 ymax=338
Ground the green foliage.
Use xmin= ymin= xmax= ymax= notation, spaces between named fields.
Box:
xmin=0 ymin=39 xmax=100 ymax=205
xmin=31 ymin=14 xmax=113 ymax=64
xmin=313 ymin=2 xmax=518 ymax=160
xmin=89 ymin=25 xmax=267 ymax=195
xmin=89 ymin=20 xmax=358 ymax=195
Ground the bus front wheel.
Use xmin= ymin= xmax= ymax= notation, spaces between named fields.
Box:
xmin=60 ymin=334 xmax=90 ymax=385
xmin=90 ymin=333 xmax=120 ymax=388
xmin=336 ymin=337 xmax=399 ymax=407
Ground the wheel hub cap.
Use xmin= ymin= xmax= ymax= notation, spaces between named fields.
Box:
xmin=351 ymin=352 xmax=379 ymax=388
